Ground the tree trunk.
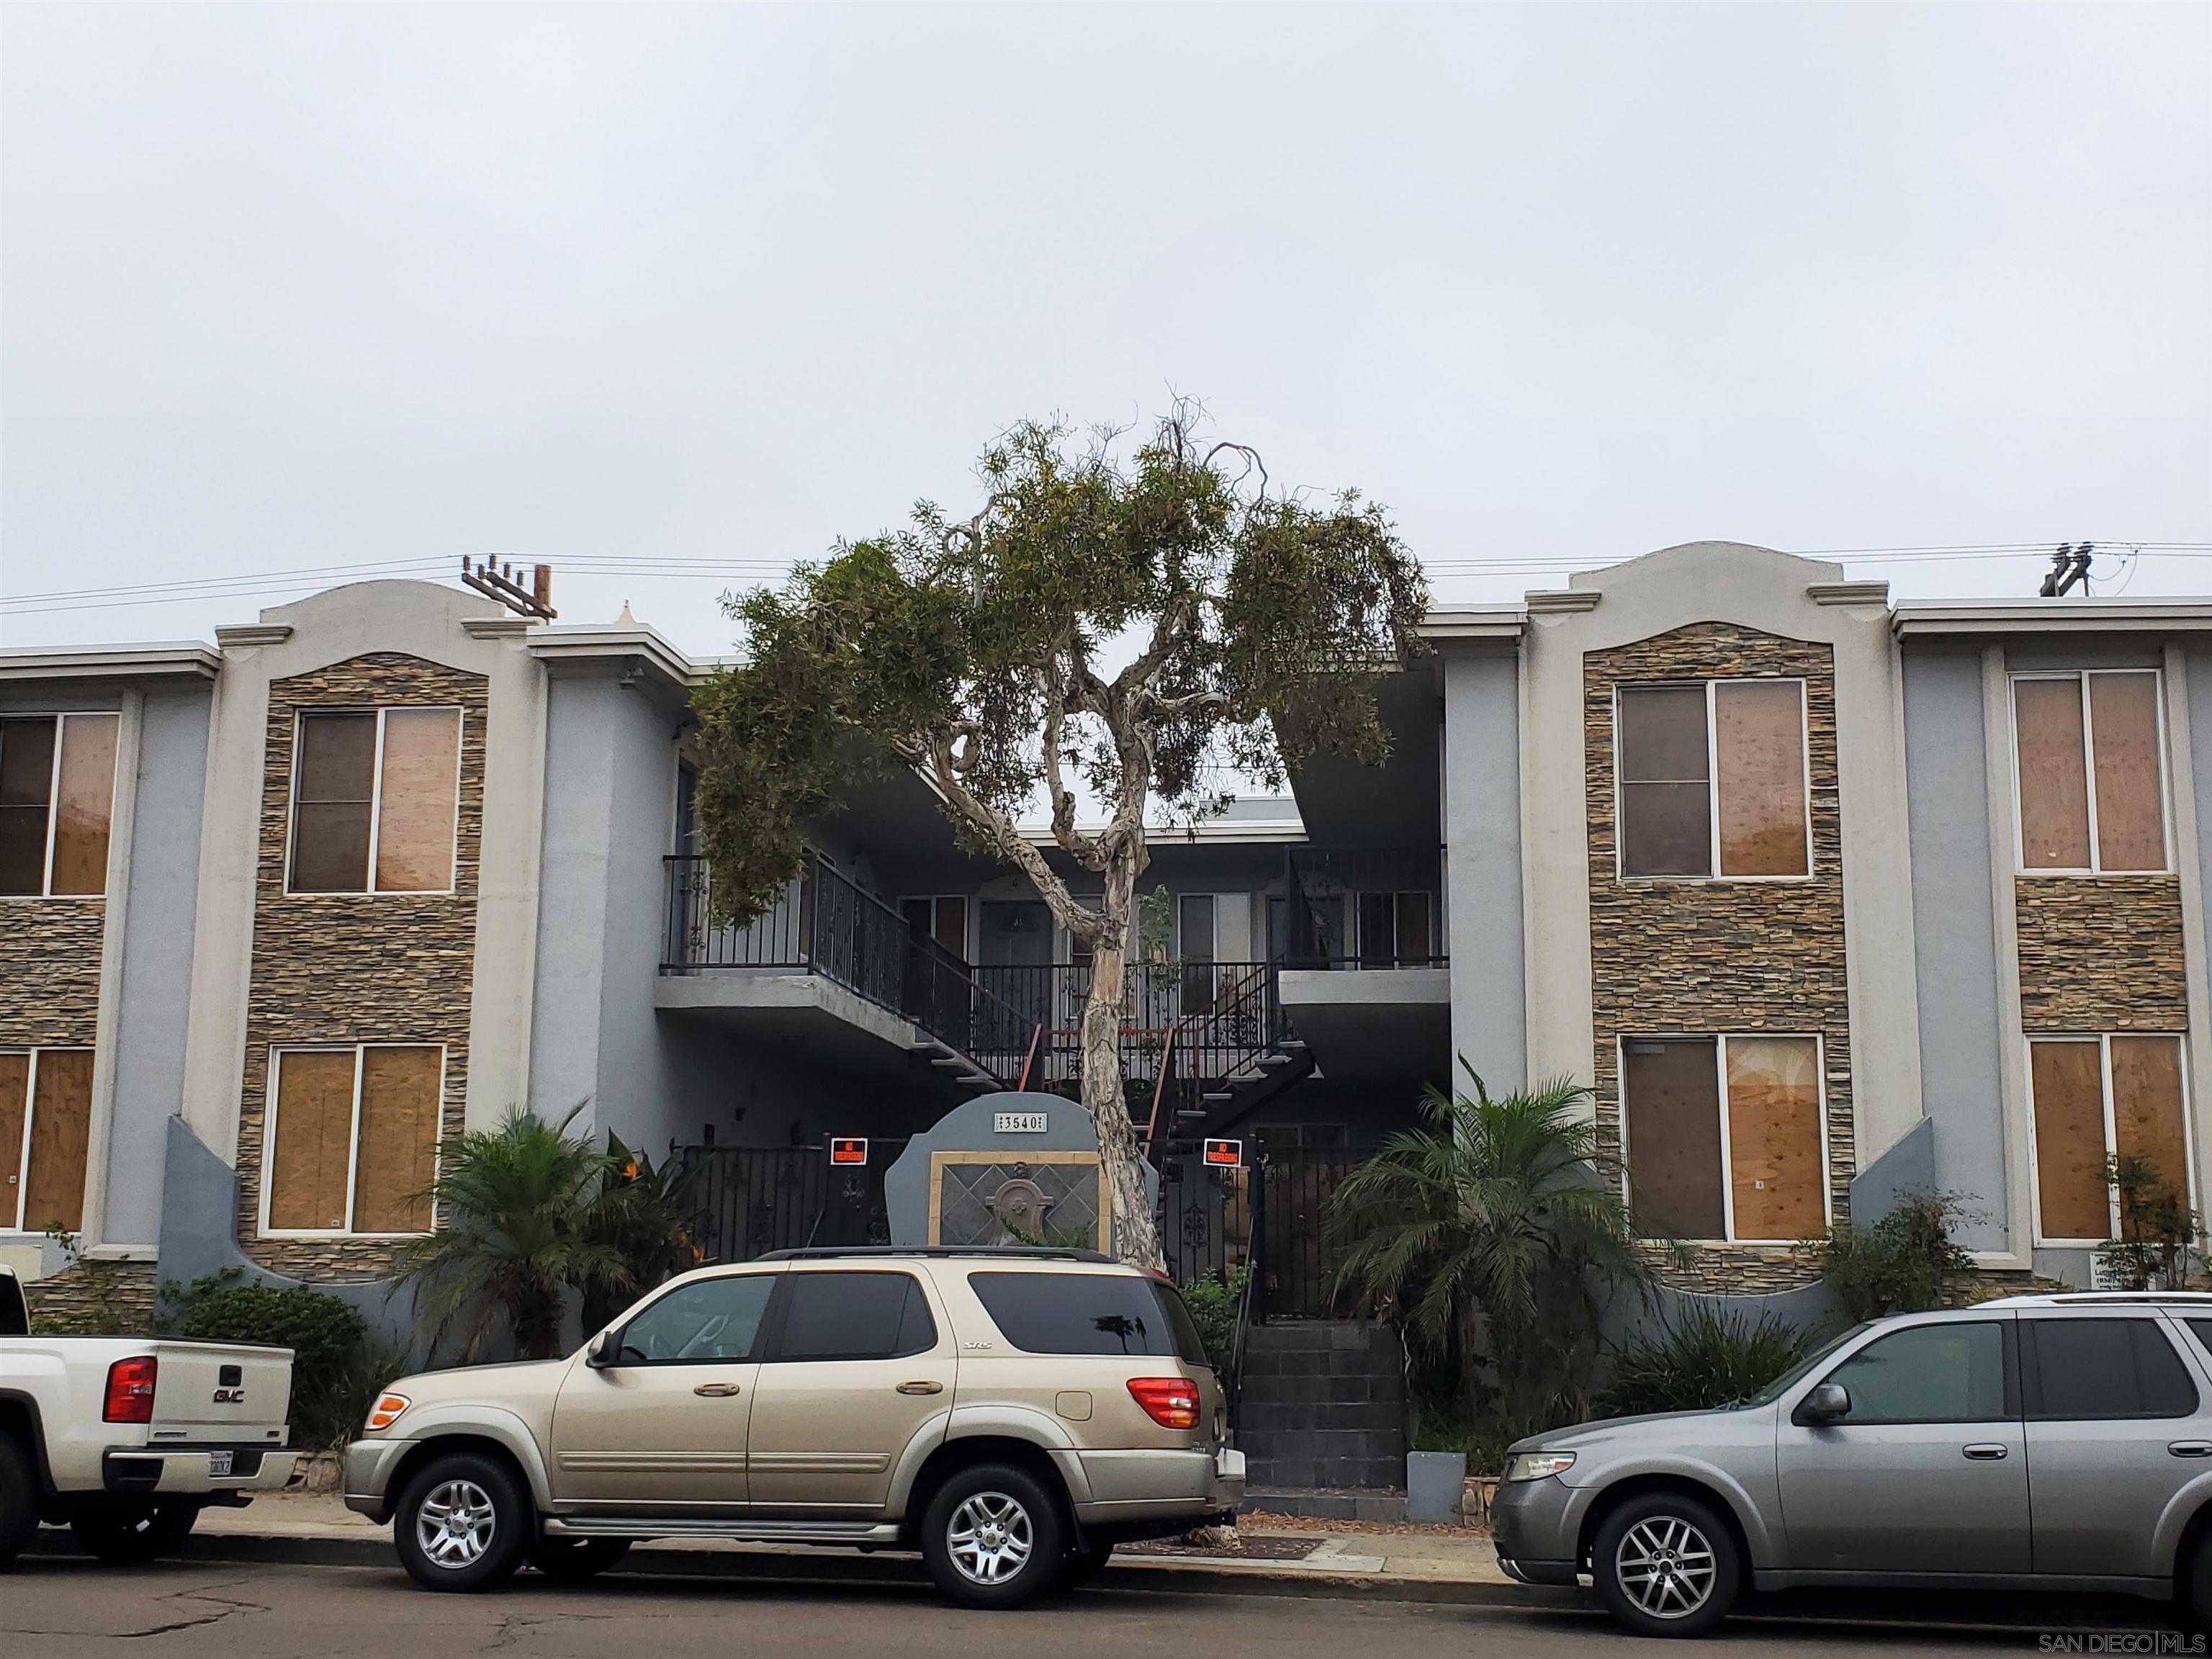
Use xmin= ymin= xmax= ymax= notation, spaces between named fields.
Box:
xmin=1084 ymin=861 xmax=1165 ymax=1272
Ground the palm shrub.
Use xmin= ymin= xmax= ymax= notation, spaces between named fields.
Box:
xmin=580 ymin=1134 xmax=707 ymax=1331
xmin=1329 ymin=1072 xmax=1647 ymax=1442
xmin=392 ymin=1109 xmax=629 ymax=1362
xmin=1599 ymin=1303 xmax=1815 ymax=1419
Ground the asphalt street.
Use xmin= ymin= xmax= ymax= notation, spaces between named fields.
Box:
xmin=1 ymin=1555 xmax=2191 ymax=1659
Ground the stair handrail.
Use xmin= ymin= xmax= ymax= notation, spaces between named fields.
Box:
xmin=1227 ymin=1245 xmax=1260 ymax=1429
xmin=1143 ymin=1016 xmax=1190 ymax=1161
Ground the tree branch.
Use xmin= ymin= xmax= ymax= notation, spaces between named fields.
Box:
xmin=1039 ymin=652 xmax=1107 ymax=872
xmin=901 ymin=732 xmax=1110 ymax=947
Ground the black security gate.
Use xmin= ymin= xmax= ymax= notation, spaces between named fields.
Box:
xmin=1250 ymin=1148 xmax=1356 ymax=1320
xmin=680 ymin=1142 xmax=908 ymax=1263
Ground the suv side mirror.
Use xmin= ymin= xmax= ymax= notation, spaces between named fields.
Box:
xmin=1800 ymin=1382 xmax=1851 ymax=1424
xmin=585 ymin=1329 xmax=624 ymax=1370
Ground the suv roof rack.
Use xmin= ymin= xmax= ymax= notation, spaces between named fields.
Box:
xmin=1976 ymin=1290 xmax=2212 ymax=1307
xmin=752 ymin=1246 xmax=1120 ymax=1264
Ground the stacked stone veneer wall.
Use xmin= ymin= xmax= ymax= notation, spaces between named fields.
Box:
xmin=1585 ymin=622 xmax=1852 ymax=1292
xmin=24 ymin=1259 xmax=158 ymax=1331
xmin=2015 ymin=876 xmax=2189 ymax=1033
xmin=235 ymin=653 xmax=485 ymax=1281
xmin=1 ymin=902 xmax=106 ymax=1048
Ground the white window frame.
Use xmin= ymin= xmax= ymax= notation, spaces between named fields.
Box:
xmin=2025 ymin=1031 xmax=2195 ymax=1248
xmin=283 ymin=706 xmax=464 ymax=896
xmin=1616 ymin=1031 xmax=1833 ymax=1244
xmin=2008 ymin=669 xmax=2172 ymax=876
xmin=1611 ymin=678 xmax=1814 ymax=884
xmin=0 ymin=711 xmax=120 ymax=901
xmin=257 ymin=1043 xmax=446 ymax=1239
xmin=0 ymin=1047 xmax=96 ymax=1233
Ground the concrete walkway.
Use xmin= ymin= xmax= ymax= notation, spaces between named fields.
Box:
xmin=107 ymin=1491 xmax=1540 ymax=1604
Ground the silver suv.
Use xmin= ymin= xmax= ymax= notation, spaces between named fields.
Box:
xmin=1493 ymin=1292 xmax=2212 ymax=1636
xmin=343 ymin=1248 xmax=1244 ymax=1607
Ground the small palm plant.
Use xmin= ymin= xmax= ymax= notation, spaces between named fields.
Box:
xmin=393 ymin=1108 xmax=628 ymax=1362
xmin=1331 ymin=1071 xmax=1648 ymax=1440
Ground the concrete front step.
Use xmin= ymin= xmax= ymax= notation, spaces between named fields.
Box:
xmin=1239 ymin=1485 xmax=1408 ymax=1524
xmin=1237 ymin=1398 xmax=1403 ymax=1434
xmin=1244 ymin=1320 xmax=1401 ymax=1354
xmin=1238 ymin=1373 xmax=1404 ymax=1407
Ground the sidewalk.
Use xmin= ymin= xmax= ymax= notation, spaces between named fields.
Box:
xmin=121 ymin=1490 xmax=1555 ymax=1605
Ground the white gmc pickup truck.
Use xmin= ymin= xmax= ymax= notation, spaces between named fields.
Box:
xmin=0 ymin=1264 xmax=300 ymax=1567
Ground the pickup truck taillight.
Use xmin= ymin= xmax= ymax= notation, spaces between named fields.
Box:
xmin=1126 ymin=1377 xmax=1200 ymax=1430
xmin=104 ymin=1356 xmax=158 ymax=1424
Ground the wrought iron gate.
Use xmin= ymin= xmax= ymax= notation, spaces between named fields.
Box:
xmin=679 ymin=1141 xmax=908 ymax=1262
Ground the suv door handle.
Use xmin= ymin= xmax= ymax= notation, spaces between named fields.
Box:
xmin=1961 ymin=1443 xmax=2010 ymax=1460
xmin=2170 ymin=1442 xmax=2212 ymax=1458
xmin=896 ymin=1381 xmax=945 ymax=1396
xmin=693 ymin=1382 xmax=742 ymax=1398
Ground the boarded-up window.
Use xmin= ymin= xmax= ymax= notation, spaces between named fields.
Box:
xmin=266 ymin=1051 xmax=358 ymax=1231
xmin=0 ymin=1053 xmax=30 ymax=1228
xmin=2030 ymin=1039 xmax=2113 ymax=1241
xmin=351 ymin=1047 xmax=441 ymax=1233
xmin=291 ymin=707 xmax=463 ymax=894
xmin=2110 ymin=1035 xmax=2188 ymax=1235
xmin=0 ymin=714 xmax=118 ymax=897
xmin=291 ymin=714 xmax=377 ymax=892
xmin=2088 ymin=673 xmax=2165 ymax=871
xmin=374 ymin=709 xmax=460 ymax=891
xmin=22 ymin=1050 xmax=94 ymax=1231
xmin=1714 ymin=683 xmax=1809 ymax=876
xmin=1618 ymin=687 xmax=1712 ymax=876
xmin=2015 ymin=672 xmax=2166 ymax=873
xmin=1623 ymin=1038 xmax=1725 ymax=1238
xmin=265 ymin=1044 xmax=442 ymax=1235
xmin=1724 ymin=1036 xmax=1825 ymax=1240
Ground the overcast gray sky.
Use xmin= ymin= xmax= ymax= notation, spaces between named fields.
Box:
xmin=3 ymin=2 xmax=2208 ymax=655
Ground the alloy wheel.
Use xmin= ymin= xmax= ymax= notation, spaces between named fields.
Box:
xmin=415 ymin=1478 xmax=498 ymax=1570
xmin=1613 ymin=1514 xmax=1717 ymax=1619
xmin=945 ymin=1491 xmax=1034 ymax=1586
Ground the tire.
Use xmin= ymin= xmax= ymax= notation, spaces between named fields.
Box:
xmin=2181 ymin=1534 xmax=2212 ymax=1632
xmin=1590 ymin=1491 xmax=1741 ymax=1638
xmin=920 ymin=1462 xmax=1066 ymax=1610
xmin=1057 ymin=1539 xmax=1114 ymax=1591
xmin=69 ymin=1498 xmax=200 ymax=1565
xmin=391 ymin=1451 xmax=530 ymax=1593
xmin=0 ymin=1437 xmax=40 ymax=1568
xmin=528 ymin=1536 xmax=631 ymax=1582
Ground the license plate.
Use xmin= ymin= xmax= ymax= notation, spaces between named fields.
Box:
xmin=207 ymin=1451 xmax=233 ymax=1478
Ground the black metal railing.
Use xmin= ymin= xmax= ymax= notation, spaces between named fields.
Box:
xmin=662 ymin=855 xmax=1039 ymax=1084
xmin=972 ymin=960 xmax=1287 ymax=1094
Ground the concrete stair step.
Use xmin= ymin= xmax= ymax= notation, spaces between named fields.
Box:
xmin=1238 ymin=1485 xmax=1407 ymax=1522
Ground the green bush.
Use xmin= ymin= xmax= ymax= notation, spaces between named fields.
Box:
xmin=160 ymin=1270 xmax=400 ymax=1452
xmin=1600 ymin=1303 xmax=1815 ymax=1418
xmin=1804 ymin=1190 xmax=1977 ymax=1322
xmin=1178 ymin=1268 xmax=1250 ymax=1376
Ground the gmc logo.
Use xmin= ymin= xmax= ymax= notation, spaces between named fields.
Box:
xmin=212 ymin=1388 xmax=246 ymax=1404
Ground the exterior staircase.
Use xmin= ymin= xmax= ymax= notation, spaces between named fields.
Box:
xmin=1234 ymin=1320 xmax=1408 ymax=1523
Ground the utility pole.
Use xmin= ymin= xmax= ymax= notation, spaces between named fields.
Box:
xmin=2038 ymin=542 xmax=2095 ymax=598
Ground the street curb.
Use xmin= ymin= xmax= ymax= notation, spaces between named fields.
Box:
xmin=26 ymin=1528 xmax=1575 ymax=1609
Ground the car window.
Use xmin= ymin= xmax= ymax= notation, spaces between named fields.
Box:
xmin=1817 ymin=1322 xmax=2009 ymax=1424
xmin=1154 ymin=1282 xmax=1213 ymax=1369
xmin=968 ymin=1270 xmax=1187 ymax=1358
xmin=1744 ymin=1323 xmax=1869 ymax=1407
xmin=2024 ymin=1319 xmax=2197 ymax=1420
xmin=2188 ymin=1318 xmax=2212 ymax=1362
xmin=618 ymin=1274 xmax=775 ymax=1364
xmin=771 ymin=1272 xmax=936 ymax=1362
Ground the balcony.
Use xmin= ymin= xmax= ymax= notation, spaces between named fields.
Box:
xmin=660 ymin=855 xmax=1040 ymax=1090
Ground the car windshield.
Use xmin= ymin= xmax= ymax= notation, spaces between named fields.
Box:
xmin=1736 ymin=1323 xmax=1869 ymax=1408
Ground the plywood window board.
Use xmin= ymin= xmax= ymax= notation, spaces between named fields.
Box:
xmin=2013 ymin=670 xmax=2167 ymax=875
xmin=264 ymin=1043 xmax=442 ymax=1236
xmin=1623 ymin=1033 xmax=1827 ymax=1244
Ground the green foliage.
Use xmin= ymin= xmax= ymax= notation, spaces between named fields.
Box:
xmin=582 ymin=1134 xmax=706 ymax=1330
xmin=392 ymin=1108 xmax=629 ymax=1362
xmin=689 ymin=404 xmax=1426 ymax=936
xmin=157 ymin=1269 xmax=400 ymax=1451
xmin=1804 ymin=1190 xmax=1978 ymax=1322
xmin=1328 ymin=1071 xmax=1648 ymax=1442
xmin=2098 ymin=1154 xmax=2205 ymax=1291
xmin=1599 ymin=1303 xmax=1816 ymax=1419
xmin=1177 ymin=1267 xmax=1251 ymax=1376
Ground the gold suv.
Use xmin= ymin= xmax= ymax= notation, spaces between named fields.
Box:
xmin=343 ymin=1247 xmax=1246 ymax=1607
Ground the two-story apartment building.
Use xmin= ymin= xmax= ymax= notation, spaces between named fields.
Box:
xmin=2 ymin=543 xmax=2206 ymax=1328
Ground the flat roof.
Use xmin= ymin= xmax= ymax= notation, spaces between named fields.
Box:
xmin=1892 ymin=598 xmax=2212 ymax=638
xmin=0 ymin=642 xmax=222 ymax=683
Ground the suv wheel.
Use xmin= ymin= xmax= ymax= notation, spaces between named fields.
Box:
xmin=0 ymin=1437 xmax=42 ymax=1568
xmin=392 ymin=1452 xmax=529 ymax=1592
xmin=529 ymin=1536 xmax=631 ymax=1582
xmin=70 ymin=1498 xmax=200 ymax=1564
xmin=1591 ymin=1492 xmax=1740 ymax=1638
xmin=922 ymin=1463 xmax=1065 ymax=1609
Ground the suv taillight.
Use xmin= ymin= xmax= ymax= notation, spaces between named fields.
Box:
xmin=104 ymin=1356 xmax=158 ymax=1424
xmin=1127 ymin=1377 xmax=1200 ymax=1430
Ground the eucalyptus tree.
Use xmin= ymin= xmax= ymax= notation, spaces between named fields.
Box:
xmin=691 ymin=406 xmax=1426 ymax=1268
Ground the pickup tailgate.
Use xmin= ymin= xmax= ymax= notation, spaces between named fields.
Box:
xmin=148 ymin=1341 xmax=294 ymax=1440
